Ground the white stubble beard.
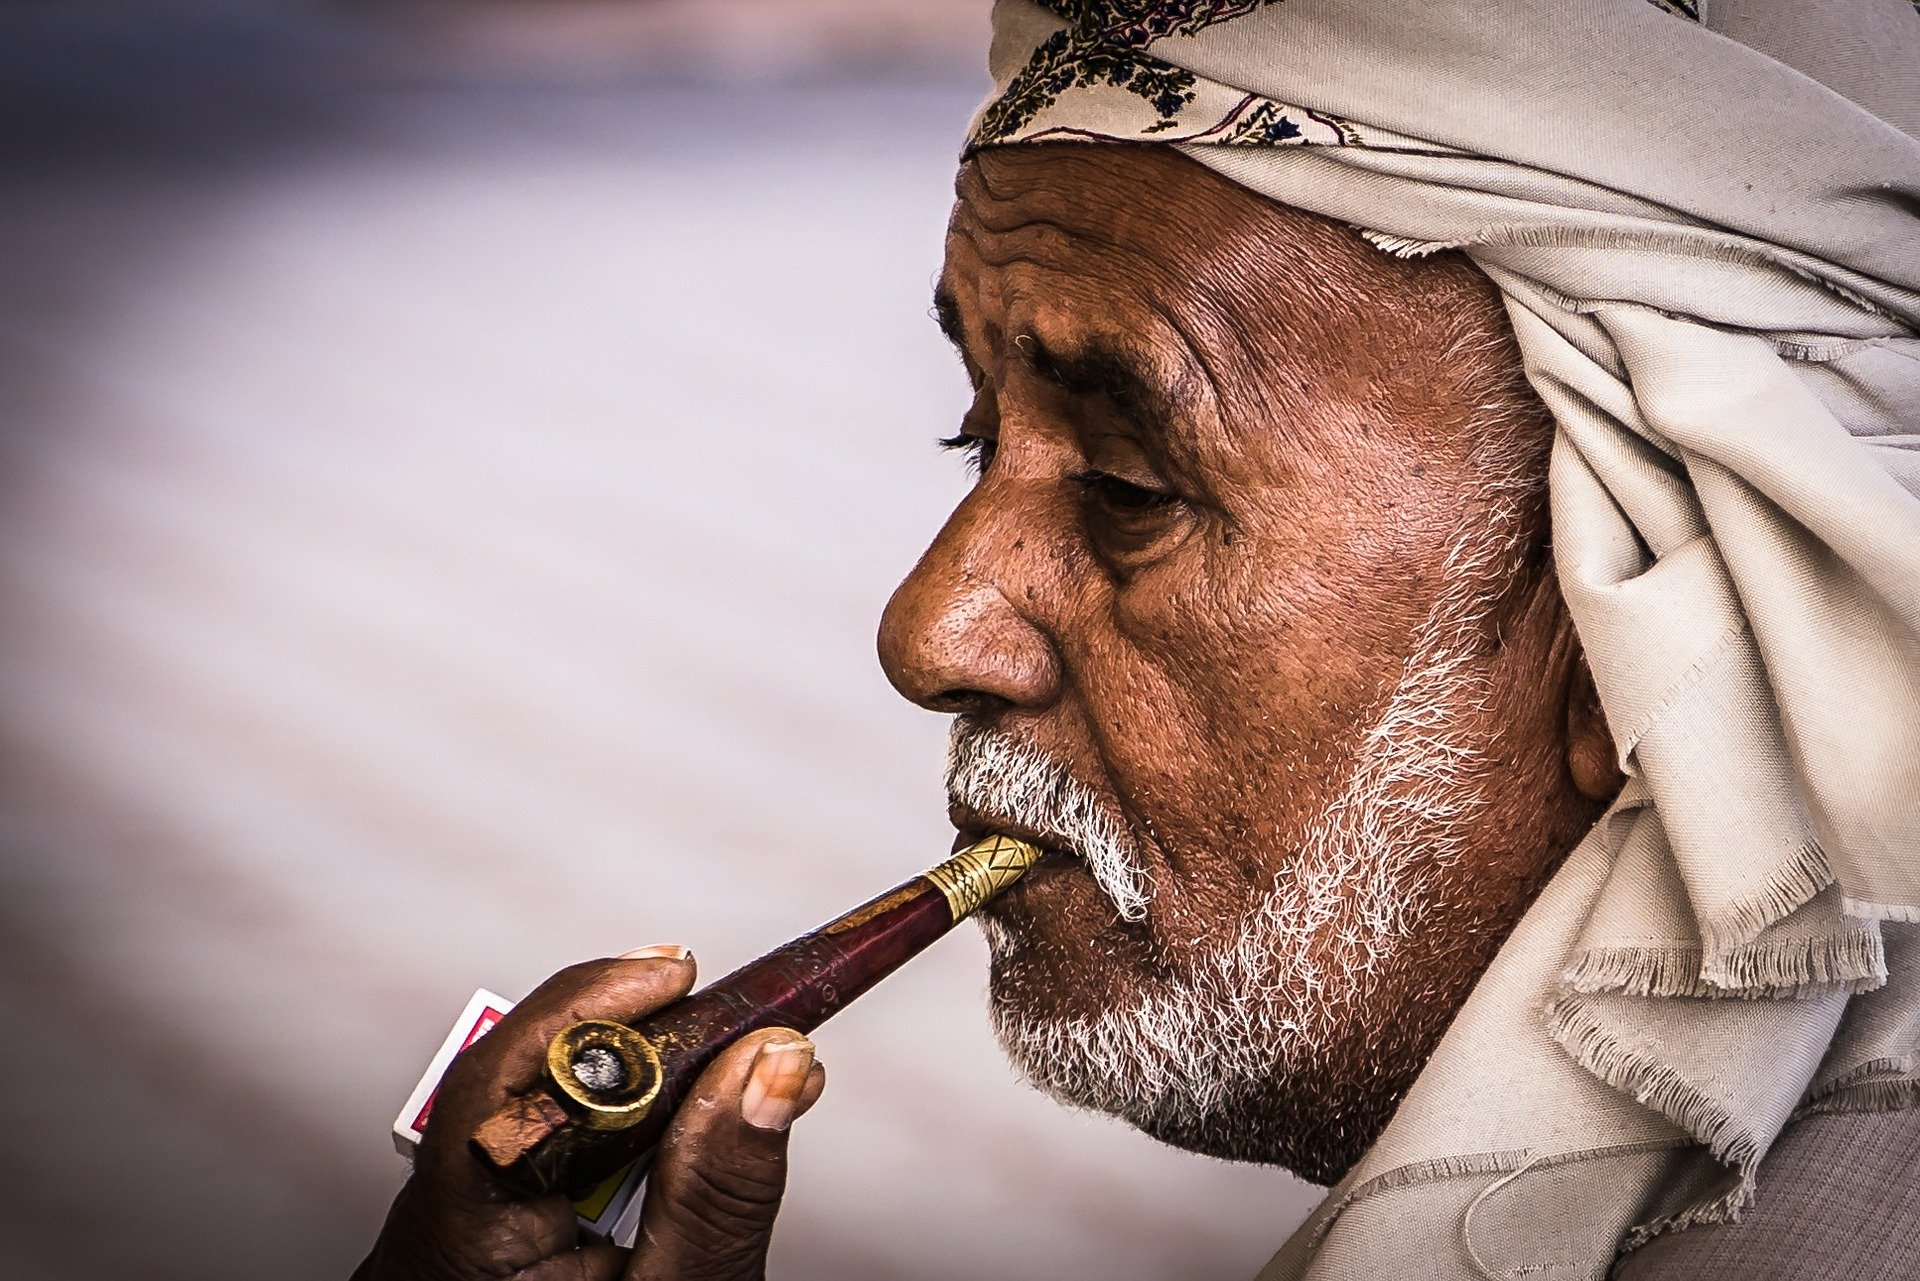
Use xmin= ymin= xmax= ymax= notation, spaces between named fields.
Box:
xmin=945 ymin=523 xmax=1516 ymax=1162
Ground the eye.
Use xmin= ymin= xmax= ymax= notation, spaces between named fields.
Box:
xmin=1065 ymin=468 xmax=1194 ymax=574
xmin=1068 ymin=469 xmax=1176 ymax=516
xmin=938 ymin=432 xmax=997 ymax=477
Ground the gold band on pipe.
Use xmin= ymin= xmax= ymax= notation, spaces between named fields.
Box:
xmin=923 ymin=835 xmax=1045 ymax=920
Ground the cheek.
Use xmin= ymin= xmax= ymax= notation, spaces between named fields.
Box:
xmin=1075 ymin=543 xmax=1387 ymax=886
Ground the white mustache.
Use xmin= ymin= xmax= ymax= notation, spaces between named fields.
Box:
xmin=945 ymin=720 xmax=1151 ymax=921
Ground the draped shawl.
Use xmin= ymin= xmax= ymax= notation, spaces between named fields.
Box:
xmin=967 ymin=2 xmax=1920 ymax=1276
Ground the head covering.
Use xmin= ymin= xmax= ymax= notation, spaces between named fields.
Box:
xmin=968 ymin=2 xmax=1920 ymax=1276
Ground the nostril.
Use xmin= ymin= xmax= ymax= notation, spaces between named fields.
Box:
xmin=878 ymin=563 xmax=1060 ymax=715
xmin=928 ymin=689 xmax=1013 ymax=717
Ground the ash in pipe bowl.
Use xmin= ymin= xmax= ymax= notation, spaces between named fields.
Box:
xmin=546 ymin=1020 xmax=664 ymax=1130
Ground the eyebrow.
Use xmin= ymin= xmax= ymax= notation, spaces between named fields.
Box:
xmin=929 ymin=287 xmax=1194 ymax=451
xmin=932 ymin=287 xmax=965 ymax=350
xmin=1021 ymin=332 xmax=1189 ymax=448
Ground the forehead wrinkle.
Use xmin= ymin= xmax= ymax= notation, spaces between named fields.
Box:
xmin=947 ymin=212 xmax=1119 ymax=292
xmin=1138 ymin=237 xmax=1409 ymax=471
xmin=950 ymin=173 xmax=1127 ymax=273
xmin=941 ymin=242 xmax=1067 ymax=369
xmin=952 ymin=194 xmax=1123 ymax=249
xmin=1184 ymin=214 xmax=1503 ymax=445
xmin=957 ymin=151 xmax=1122 ymax=237
xmin=948 ymin=181 xmax=1121 ymax=249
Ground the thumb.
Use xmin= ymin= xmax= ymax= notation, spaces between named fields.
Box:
xmin=627 ymin=1028 xmax=826 ymax=1281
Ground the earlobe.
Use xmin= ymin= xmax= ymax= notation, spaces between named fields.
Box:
xmin=1564 ymin=644 xmax=1625 ymax=802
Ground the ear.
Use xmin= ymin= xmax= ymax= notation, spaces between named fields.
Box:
xmin=1561 ymin=624 xmax=1624 ymax=802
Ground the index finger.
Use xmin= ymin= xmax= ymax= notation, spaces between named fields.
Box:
xmin=419 ymin=949 xmax=701 ymax=1194
xmin=462 ymin=950 xmax=700 ymax=1104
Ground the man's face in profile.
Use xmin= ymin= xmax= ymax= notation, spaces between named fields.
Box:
xmin=878 ymin=145 xmax=1618 ymax=1182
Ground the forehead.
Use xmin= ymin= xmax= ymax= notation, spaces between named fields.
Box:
xmin=940 ymin=146 xmax=1502 ymax=464
xmin=947 ymin=146 xmax=1442 ymax=330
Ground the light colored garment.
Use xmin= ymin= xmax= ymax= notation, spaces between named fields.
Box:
xmin=970 ymin=2 xmax=1920 ymax=1276
xmin=1612 ymin=1106 xmax=1920 ymax=1280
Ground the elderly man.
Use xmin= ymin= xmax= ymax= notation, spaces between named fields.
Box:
xmin=356 ymin=2 xmax=1920 ymax=1278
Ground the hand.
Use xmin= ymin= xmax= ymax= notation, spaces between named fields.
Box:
xmin=356 ymin=946 xmax=827 ymax=1280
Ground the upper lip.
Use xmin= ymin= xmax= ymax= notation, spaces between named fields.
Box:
xmin=947 ymin=803 xmax=1075 ymax=859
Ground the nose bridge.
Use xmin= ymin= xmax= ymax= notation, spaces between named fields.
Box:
xmin=878 ymin=473 xmax=1061 ymax=715
xmin=932 ymin=474 xmax=1041 ymax=604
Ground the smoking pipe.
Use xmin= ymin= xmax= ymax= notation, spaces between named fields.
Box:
xmin=470 ymin=834 xmax=1044 ymax=1197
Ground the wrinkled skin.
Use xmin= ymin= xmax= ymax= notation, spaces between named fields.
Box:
xmin=354 ymin=952 xmax=825 ymax=1281
xmin=879 ymin=145 xmax=1620 ymax=1182
xmin=359 ymin=142 xmax=1625 ymax=1276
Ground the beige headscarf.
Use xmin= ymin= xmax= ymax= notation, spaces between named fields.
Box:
xmin=969 ymin=2 xmax=1920 ymax=1276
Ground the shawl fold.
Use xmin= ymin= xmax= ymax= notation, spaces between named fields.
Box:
xmin=970 ymin=2 xmax=1920 ymax=1275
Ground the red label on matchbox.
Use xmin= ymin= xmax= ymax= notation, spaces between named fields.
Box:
xmin=393 ymin=988 xmax=514 ymax=1151
xmin=409 ymin=1001 xmax=509 ymax=1134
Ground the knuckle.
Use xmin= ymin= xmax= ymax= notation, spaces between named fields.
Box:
xmin=665 ymin=1157 xmax=786 ymax=1248
xmin=528 ymin=962 xmax=632 ymax=1022
xmin=398 ymin=1220 xmax=524 ymax=1281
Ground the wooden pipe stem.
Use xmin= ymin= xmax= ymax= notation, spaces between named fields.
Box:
xmin=469 ymin=835 xmax=1043 ymax=1197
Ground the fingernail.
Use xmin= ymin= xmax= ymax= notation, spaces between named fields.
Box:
xmin=619 ymin=944 xmax=690 ymax=961
xmin=740 ymin=1038 xmax=815 ymax=1132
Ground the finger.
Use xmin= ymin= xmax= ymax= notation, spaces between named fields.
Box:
xmin=501 ymin=1238 xmax=627 ymax=1281
xmin=428 ymin=944 xmax=697 ymax=1147
xmin=454 ymin=947 xmax=700 ymax=1113
xmin=628 ymin=1028 xmax=822 ymax=1281
xmin=796 ymin=1061 xmax=826 ymax=1119
xmin=374 ymin=1182 xmax=585 ymax=1280
xmin=407 ymin=949 xmax=700 ymax=1262
xmin=425 ymin=949 xmax=697 ymax=1153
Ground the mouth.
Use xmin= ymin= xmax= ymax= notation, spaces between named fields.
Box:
xmin=947 ymin=804 xmax=1080 ymax=871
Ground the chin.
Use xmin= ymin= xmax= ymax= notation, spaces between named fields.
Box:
xmin=974 ymin=863 xmax=1160 ymax=1020
xmin=976 ymin=888 xmax=1430 ymax=1187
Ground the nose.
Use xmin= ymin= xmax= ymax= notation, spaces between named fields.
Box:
xmin=877 ymin=494 xmax=1060 ymax=717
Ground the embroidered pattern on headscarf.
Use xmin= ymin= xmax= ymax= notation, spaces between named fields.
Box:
xmin=974 ymin=1 xmax=1293 ymax=145
xmin=1645 ymin=0 xmax=1700 ymax=21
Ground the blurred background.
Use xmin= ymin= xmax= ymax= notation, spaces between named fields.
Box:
xmin=0 ymin=1 xmax=1317 ymax=1277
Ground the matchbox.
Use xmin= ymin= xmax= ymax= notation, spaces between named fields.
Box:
xmin=392 ymin=987 xmax=647 ymax=1247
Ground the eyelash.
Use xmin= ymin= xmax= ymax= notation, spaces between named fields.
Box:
xmin=938 ymin=432 xmax=995 ymax=476
xmin=1067 ymin=469 xmax=1176 ymax=513
xmin=938 ymin=436 xmax=1175 ymax=515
